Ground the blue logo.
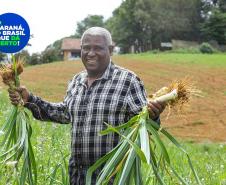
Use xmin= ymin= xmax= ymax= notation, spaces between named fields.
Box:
xmin=0 ymin=13 xmax=30 ymax=53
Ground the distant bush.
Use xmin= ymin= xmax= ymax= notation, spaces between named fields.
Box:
xmin=29 ymin=53 xmax=42 ymax=65
xmin=41 ymin=48 xmax=60 ymax=64
xmin=199 ymin=43 xmax=215 ymax=54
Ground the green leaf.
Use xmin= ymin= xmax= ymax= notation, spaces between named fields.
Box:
xmin=135 ymin=156 xmax=142 ymax=185
xmin=187 ymin=155 xmax=202 ymax=185
xmin=96 ymin=139 xmax=130 ymax=185
xmin=103 ymin=122 xmax=147 ymax=163
xmin=100 ymin=115 xmax=139 ymax=135
xmin=20 ymin=157 xmax=27 ymax=185
xmin=28 ymin=137 xmax=37 ymax=184
xmin=86 ymin=141 xmax=125 ymax=185
xmin=139 ymin=120 xmax=150 ymax=164
xmin=0 ymin=107 xmax=17 ymax=147
xmin=0 ymin=106 xmax=17 ymax=132
xmin=128 ymin=162 xmax=135 ymax=185
xmin=113 ymin=165 xmax=123 ymax=185
xmin=118 ymin=148 xmax=136 ymax=185
xmin=146 ymin=123 xmax=170 ymax=164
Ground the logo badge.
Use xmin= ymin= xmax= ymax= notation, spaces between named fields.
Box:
xmin=0 ymin=13 xmax=30 ymax=53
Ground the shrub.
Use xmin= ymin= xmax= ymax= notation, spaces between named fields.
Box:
xmin=29 ymin=53 xmax=42 ymax=65
xmin=199 ymin=43 xmax=214 ymax=54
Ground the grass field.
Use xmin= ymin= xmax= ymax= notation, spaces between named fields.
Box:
xmin=0 ymin=53 xmax=226 ymax=184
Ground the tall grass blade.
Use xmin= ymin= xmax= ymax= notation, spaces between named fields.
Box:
xmin=118 ymin=148 xmax=136 ymax=185
xmin=139 ymin=121 xmax=150 ymax=164
xmin=146 ymin=123 xmax=170 ymax=164
xmin=103 ymin=122 xmax=147 ymax=163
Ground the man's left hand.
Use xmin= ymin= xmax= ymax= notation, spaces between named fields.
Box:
xmin=147 ymin=100 xmax=166 ymax=120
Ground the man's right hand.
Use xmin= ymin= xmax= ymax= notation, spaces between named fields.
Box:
xmin=8 ymin=86 xmax=30 ymax=106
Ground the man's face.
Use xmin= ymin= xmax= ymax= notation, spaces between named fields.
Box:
xmin=81 ymin=34 xmax=112 ymax=77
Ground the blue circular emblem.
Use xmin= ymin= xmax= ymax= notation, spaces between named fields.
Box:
xmin=0 ymin=13 xmax=30 ymax=53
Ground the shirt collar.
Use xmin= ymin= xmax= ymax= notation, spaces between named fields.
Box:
xmin=79 ymin=61 xmax=115 ymax=85
xmin=100 ymin=61 xmax=115 ymax=80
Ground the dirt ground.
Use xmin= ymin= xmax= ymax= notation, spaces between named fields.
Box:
xmin=1 ymin=56 xmax=226 ymax=142
xmin=114 ymin=57 xmax=226 ymax=142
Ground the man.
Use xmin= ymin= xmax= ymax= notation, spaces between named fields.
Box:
xmin=7 ymin=27 xmax=165 ymax=185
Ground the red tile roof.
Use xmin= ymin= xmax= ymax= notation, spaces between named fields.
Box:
xmin=61 ymin=38 xmax=81 ymax=50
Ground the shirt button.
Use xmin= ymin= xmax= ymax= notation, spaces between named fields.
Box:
xmin=79 ymin=165 xmax=83 ymax=169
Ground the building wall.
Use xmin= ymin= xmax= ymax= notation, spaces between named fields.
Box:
xmin=63 ymin=51 xmax=70 ymax=61
xmin=172 ymin=39 xmax=199 ymax=49
xmin=63 ymin=50 xmax=81 ymax=61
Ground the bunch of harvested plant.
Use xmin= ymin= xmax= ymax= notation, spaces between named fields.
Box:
xmin=0 ymin=56 xmax=37 ymax=185
xmin=86 ymin=78 xmax=202 ymax=185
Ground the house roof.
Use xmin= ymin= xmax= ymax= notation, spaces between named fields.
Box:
xmin=61 ymin=38 xmax=81 ymax=50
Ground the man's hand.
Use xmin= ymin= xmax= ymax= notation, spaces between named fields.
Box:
xmin=8 ymin=86 xmax=30 ymax=106
xmin=147 ymin=100 xmax=166 ymax=120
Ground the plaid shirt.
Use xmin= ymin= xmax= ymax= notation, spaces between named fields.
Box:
xmin=25 ymin=62 xmax=148 ymax=185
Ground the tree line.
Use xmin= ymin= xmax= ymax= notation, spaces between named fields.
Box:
xmin=106 ymin=0 xmax=226 ymax=53
xmin=1 ymin=0 xmax=225 ymax=64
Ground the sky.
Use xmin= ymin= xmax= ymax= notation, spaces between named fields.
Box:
xmin=0 ymin=0 xmax=123 ymax=54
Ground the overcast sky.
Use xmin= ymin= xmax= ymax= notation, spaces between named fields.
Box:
xmin=0 ymin=0 xmax=123 ymax=54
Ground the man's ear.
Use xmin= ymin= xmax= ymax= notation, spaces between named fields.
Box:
xmin=109 ymin=45 xmax=114 ymax=56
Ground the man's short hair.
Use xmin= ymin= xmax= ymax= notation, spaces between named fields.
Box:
xmin=81 ymin=27 xmax=113 ymax=46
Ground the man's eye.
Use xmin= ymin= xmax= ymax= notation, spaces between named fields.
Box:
xmin=83 ymin=46 xmax=90 ymax=51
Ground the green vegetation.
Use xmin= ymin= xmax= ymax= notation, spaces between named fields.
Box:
xmin=0 ymin=53 xmax=225 ymax=184
xmin=125 ymin=53 xmax=226 ymax=68
xmin=0 ymin=91 xmax=225 ymax=184
xmin=0 ymin=91 xmax=71 ymax=184
xmin=199 ymin=42 xmax=215 ymax=54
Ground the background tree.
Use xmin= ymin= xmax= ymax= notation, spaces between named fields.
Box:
xmin=201 ymin=10 xmax=226 ymax=44
xmin=107 ymin=0 xmax=203 ymax=51
xmin=200 ymin=0 xmax=226 ymax=44
xmin=219 ymin=0 xmax=226 ymax=12
xmin=41 ymin=47 xmax=60 ymax=64
xmin=106 ymin=0 xmax=144 ymax=53
xmin=74 ymin=15 xmax=105 ymax=38
xmin=29 ymin=53 xmax=41 ymax=65
xmin=38 ymin=39 xmax=64 ymax=64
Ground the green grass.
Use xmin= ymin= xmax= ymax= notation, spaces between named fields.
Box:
xmin=141 ymin=141 xmax=226 ymax=185
xmin=123 ymin=53 xmax=226 ymax=68
xmin=0 ymin=91 xmax=225 ymax=184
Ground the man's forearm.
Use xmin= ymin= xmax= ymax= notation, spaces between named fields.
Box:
xmin=24 ymin=93 xmax=70 ymax=124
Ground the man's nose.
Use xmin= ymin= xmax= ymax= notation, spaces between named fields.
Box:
xmin=87 ymin=48 xmax=96 ymax=56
